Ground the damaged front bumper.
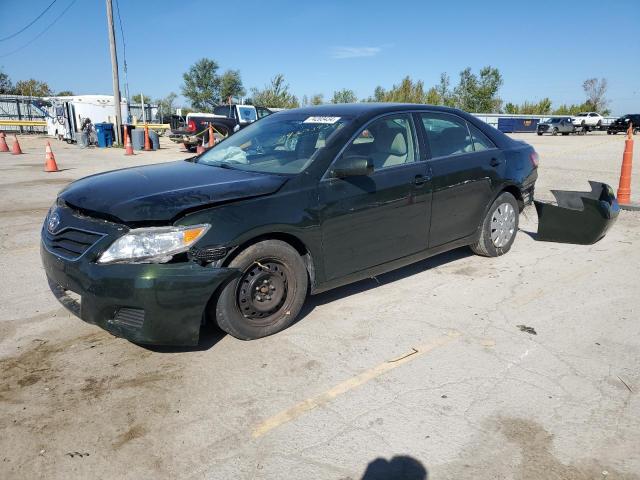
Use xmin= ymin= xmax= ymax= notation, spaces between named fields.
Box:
xmin=41 ymin=244 xmax=239 ymax=346
xmin=534 ymin=181 xmax=619 ymax=244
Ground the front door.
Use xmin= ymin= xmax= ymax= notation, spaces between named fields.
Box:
xmin=319 ymin=113 xmax=431 ymax=280
xmin=418 ymin=112 xmax=504 ymax=247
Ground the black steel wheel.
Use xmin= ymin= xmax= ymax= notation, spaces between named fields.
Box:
xmin=214 ymin=240 xmax=308 ymax=340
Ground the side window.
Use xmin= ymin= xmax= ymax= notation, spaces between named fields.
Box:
xmin=467 ymin=123 xmax=496 ymax=152
xmin=341 ymin=114 xmax=417 ymax=171
xmin=420 ymin=113 xmax=474 ymax=157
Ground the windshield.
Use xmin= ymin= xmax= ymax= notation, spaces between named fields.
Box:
xmin=197 ymin=113 xmax=351 ymax=174
xmin=237 ymin=106 xmax=257 ymax=123
xmin=577 ymin=113 xmax=587 ymax=117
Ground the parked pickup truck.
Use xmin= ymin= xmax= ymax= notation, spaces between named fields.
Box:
xmin=571 ymin=112 xmax=603 ymax=129
xmin=169 ymin=105 xmax=273 ymax=152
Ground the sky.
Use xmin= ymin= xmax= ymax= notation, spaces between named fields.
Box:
xmin=1 ymin=0 xmax=639 ymax=115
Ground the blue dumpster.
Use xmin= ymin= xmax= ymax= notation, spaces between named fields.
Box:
xmin=95 ymin=123 xmax=114 ymax=147
xmin=497 ymin=117 xmax=540 ymax=133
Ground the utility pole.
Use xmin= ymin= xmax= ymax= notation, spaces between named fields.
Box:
xmin=106 ymin=0 xmax=123 ymax=145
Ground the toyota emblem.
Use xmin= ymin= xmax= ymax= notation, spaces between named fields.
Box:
xmin=47 ymin=211 xmax=60 ymax=233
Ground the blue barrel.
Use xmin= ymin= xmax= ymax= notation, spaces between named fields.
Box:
xmin=95 ymin=123 xmax=114 ymax=147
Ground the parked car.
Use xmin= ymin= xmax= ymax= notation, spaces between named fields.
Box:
xmin=41 ymin=104 xmax=538 ymax=345
xmin=607 ymin=114 xmax=640 ymax=135
xmin=537 ymin=117 xmax=575 ymax=136
xmin=168 ymin=105 xmax=272 ymax=152
xmin=571 ymin=112 xmax=603 ymax=129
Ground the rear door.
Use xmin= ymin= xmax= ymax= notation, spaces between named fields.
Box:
xmin=418 ymin=112 xmax=504 ymax=247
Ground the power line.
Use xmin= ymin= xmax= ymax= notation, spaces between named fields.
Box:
xmin=0 ymin=0 xmax=59 ymax=42
xmin=0 ymin=0 xmax=78 ymax=58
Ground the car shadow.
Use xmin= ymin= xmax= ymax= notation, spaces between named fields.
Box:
xmin=141 ymin=247 xmax=472 ymax=353
xmin=360 ymin=455 xmax=428 ymax=479
xmin=138 ymin=322 xmax=226 ymax=353
xmin=296 ymin=247 xmax=473 ymax=322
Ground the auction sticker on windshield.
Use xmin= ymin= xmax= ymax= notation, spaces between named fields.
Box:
xmin=303 ymin=116 xmax=341 ymax=124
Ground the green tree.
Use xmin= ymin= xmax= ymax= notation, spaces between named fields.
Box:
xmin=425 ymin=87 xmax=440 ymax=105
xmin=249 ymin=74 xmax=299 ymax=108
xmin=453 ymin=67 xmax=502 ymax=112
xmin=181 ymin=58 xmax=221 ymax=111
xmin=435 ymin=72 xmax=454 ymax=106
xmin=310 ymin=93 xmax=324 ymax=105
xmin=0 ymin=68 xmax=12 ymax=94
xmin=381 ymin=76 xmax=428 ymax=103
xmin=504 ymin=102 xmax=519 ymax=114
xmin=220 ymin=69 xmax=245 ymax=102
xmin=130 ymin=93 xmax=149 ymax=105
xmin=331 ymin=88 xmax=357 ymax=103
xmin=14 ymin=78 xmax=51 ymax=96
xmin=56 ymin=90 xmax=74 ymax=96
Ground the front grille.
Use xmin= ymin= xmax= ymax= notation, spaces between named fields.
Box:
xmin=43 ymin=227 xmax=105 ymax=260
xmin=110 ymin=308 xmax=145 ymax=330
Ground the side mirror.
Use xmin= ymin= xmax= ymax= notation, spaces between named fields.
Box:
xmin=331 ymin=155 xmax=373 ymax=178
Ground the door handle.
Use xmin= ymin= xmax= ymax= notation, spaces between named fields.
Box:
xmin=489 ymin=158 xmax=502 ymax=167
xmin=413 ymin=174 xmax=428 ymax=186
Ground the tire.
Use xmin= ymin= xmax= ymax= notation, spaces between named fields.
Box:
xmin=552 ymin=127 xmax=559 ymax=136
xmin=607 ymin=131 xmax=612 ymax=135
xmin=186 ymin=145 xmax=197 ymax=153
xmin=562 ymin=132 xmax=569 ymax=136
xmin=214 ymin=240 xmax=308 ymax=340
xmin=470 ymin=192 xmax=519 ymax=257
xmin=597 ymin=120 xmax=602 ymax=128
xmin=537 ymin=132 xmax=543 ymax=136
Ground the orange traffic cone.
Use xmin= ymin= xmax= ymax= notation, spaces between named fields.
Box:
xmin=11 ymin=135 xmax=23 ymax=155
xmin=144 ymin=124 xmax=152 ymax=151
xmin=124 ymin=126 xmax=134 ymax=156
xmin=208 ymin=124 xmax=215 ymax=148
xmin=44 ymin=142 xmax=59 ymax=172
xmin=0 ymin=132 xmax=9 ymax=152
xmin=617 ymin=123 xmax=639 ymax=210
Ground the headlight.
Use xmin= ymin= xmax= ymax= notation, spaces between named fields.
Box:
xmin=97 ymin=224 xmax=210 ymax=264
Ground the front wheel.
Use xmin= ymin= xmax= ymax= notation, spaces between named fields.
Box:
xmin=552 ymin=127 xmax=559 ymax=136
xmin=214 ymin=240 xmax=308 ymax=340
xmin=471 ymin=192 xmax=519 ymax=257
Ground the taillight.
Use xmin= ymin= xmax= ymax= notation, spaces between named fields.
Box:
xmin=530 ymin=151 xmax=539 ymax=167
xmin=187 ymin=120 xmax=196 ymax=132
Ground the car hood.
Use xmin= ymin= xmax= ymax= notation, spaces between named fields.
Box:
xmin=59 ymin=160 xmax=288 ymax=224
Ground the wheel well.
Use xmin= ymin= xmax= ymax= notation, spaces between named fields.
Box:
xmin=501 ymin=185 xmax=524 ymax=211
xmin=221 ymin=232 xmax=315 ymax=285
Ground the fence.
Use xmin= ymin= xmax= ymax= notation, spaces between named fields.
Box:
xmin=0 ymin=95 xmax=47 ymax=134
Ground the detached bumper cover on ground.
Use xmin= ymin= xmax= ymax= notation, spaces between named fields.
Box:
xmin=534 ymin=181 xmax=619 ymax=244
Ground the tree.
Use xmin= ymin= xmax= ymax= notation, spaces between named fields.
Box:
xmin=331 ymin=88 xmax=357 ymax=103
xmin=582 ymin=78 xmax=609 ymax=114
xmin=310 ymin=93 xmax=324 ymax=105
xmin=181 ymin=58 xmax=221 ymax=111
xmin=13 ymin=79 xmax=51 ymax=96
xmin=220 ymin=69 xmax=245 ymax=102
xmin=249 ymin=74 xmax=299 ymax=108
xmin=156 ymin=92 xmax=177 ymax=121
xmin=504 ymin=102 xmax=519 ymax=114
xmin=435 ymin=72 xmax=454 ymax=106
xmin=425 ymin=87 xmax=440 ymax=105
xmin=504 ymin=98 xmax=552 ymax=115
xmin=453 ymin=67 xmax=502 ymax=112
xmin=130 ymin=93 xmax=149 ymax=104
xmin=56 ymin=90 xmax=74 ymax=96
xmin=0 ymin=68 xmax=14 ymax=94
xmin=373 ymin=76 xmax=428 ymax=103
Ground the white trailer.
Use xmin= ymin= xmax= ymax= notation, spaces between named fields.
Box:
xmin=44 ymin=95 xmax=129 ymax=142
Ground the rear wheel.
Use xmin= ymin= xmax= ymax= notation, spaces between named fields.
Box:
xmin=552 ymin=127 xmax=559 ymax=136
xmin=537 ymin=132 xmax=543 ymax=136
xmin=214 ymin=240 xmax=308 ymax=340
xmin=471 ymin=192 xmax=519 ymax=257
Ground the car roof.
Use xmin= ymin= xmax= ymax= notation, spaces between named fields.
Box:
xmin=280 ymin=103 xmax=465 ymax=118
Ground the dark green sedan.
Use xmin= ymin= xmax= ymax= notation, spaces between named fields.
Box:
xmin=41 ymin=104 xmax=538 ymax=345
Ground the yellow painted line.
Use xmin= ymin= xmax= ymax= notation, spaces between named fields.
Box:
xmin=0 ymin=120 xmax=46 ymax=126
xmin=252 ymin=330 xmax=462 ymax=438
